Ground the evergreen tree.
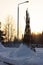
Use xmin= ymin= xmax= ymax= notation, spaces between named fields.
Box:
xmin=0 ymin=30 xmax=3 ymax=42
xmin=23 ymin=9 xmax=31 ymax=46
xmin=0 ymin=22 xmax=5 ymax=43
xmin=0 ymin=30 xmax=6 ymax=43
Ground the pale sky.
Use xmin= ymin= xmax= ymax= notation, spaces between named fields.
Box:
xmin=0 ymin=0 xmax=43 ymax=38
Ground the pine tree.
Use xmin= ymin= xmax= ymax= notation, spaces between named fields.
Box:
xmin=23 ymin=9 xmax=31 ymax=46
xmin=0 ymin=30 xmax=6 ymax=43
xmin=0 ymin=30 xmax=3 ymax=42
xmin=0 ymin=22 xmax=5 ymax=43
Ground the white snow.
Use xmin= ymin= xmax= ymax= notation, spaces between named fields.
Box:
xmin=0 ymin=43 xmax=43 ymax=65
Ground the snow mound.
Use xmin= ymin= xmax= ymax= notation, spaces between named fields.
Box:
xmin=15 ymin=44 xmax=35 ymax=57
xmin=0 ymin=43 xmax=43 ymax=65
xmin=9 ymin=44 xmax=35 ymax=58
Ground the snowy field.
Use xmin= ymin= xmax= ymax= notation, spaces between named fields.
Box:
xmin=0 ymin=43 xmax=43 ymax=65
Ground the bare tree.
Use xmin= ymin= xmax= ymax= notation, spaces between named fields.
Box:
xmin=4 ymin=16 xmax=15 ymax=42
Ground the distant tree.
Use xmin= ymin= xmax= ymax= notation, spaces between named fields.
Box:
xmin=23 ymin=9 xmax=31 ymax=46
xmin=4 ymin=16 xmax=15 ymax=42
xmin=0 ymin=22 xmax=5 ymax=43
xmin=41 ymin=32 xmax=43 ymax=44
xmin=0 ymin=30 xmax=6 ymax=43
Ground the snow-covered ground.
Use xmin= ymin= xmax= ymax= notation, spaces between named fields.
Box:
xmin=0 ymin=43 xmax=43 ymax=65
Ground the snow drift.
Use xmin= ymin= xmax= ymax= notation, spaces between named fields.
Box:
xmin=8 ymin=44 xmax=35 ymax=59
xmin=0 ymin=43 xmax=43 ymax=65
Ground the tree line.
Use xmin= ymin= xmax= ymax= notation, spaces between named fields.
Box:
xmin=0 ymin=9 xmax=43 ymax=48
